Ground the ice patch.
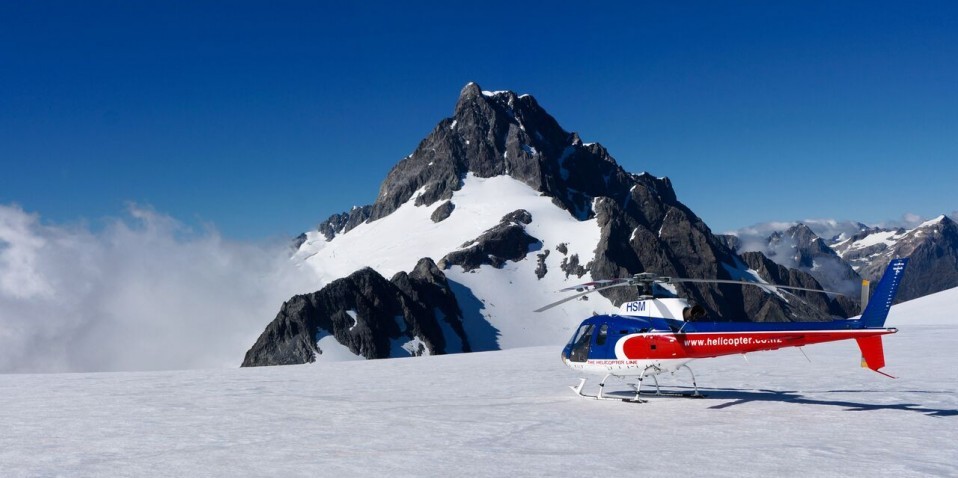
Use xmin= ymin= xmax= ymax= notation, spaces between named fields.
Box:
xmin=346 ymin=309 xmax=358 ymax=331
xmin=401 ymin=336 xmax=431 ymax=356
xmin=315 ymin=332 xmax=363 ymax=361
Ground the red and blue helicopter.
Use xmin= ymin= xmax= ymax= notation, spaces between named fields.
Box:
xmin=536 ymin=258 xmax=908 ymax=402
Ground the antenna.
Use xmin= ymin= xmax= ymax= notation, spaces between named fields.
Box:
xmin=860 ymin=279 xmax=871 ymax=314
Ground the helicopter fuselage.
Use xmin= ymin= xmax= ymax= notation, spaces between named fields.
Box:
xmin=561 ymin=298 xmax=897 ymax=378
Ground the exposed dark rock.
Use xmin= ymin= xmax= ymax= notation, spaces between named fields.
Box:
xmin=390 ymin=258 xmax=473 ymax=356
xmin=716 ymin=234 xmax=741 ymax=252
xmin=535 ymin=249 xmax=549 ymax=279
xmin=587 ymin=184 xmax=822 ymax=322
xmin=439 ymin=220 xmax=540 ymax=271
xmin=317 ymin=206 xmax=373 ymax=241
xmin=430 ymin=201 xmax=455 ymax=223
xmin=501 ymin=209 xmax=532 ymax=225
xmin=242 ymin=258 xmax=473 ymax=367
xmin=559 ymin=254 xmax=589 ymax=278
xmin=740 ymin=251 xmax=859 ymax=319
xmin=556 ymin=243 xmax=568 ymax=255
xmin=292 ymin=233 xmax=308 ymax=251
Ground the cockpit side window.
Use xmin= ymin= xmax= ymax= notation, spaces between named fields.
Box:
xmin=596 ymin=324 xmax=609 ymax=346
xmin=682 ymin=304 xmax=707 ymax=321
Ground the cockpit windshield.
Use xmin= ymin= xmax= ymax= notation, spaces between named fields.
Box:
xmin=568 ymin=324 xmax=594 ymax=363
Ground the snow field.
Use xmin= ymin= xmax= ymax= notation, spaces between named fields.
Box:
xmin=1 ymin=291 xmax=955 ymax=477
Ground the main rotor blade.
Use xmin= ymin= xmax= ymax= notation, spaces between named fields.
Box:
xmin=533 ymin=282 xmax=635 ymax=313
xmin=558 ymin=278 xmax=630 ymax=292
xmin=668 ymin=278 xmax=846 ymax=296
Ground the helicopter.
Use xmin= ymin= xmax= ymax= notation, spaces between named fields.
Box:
xmin=535 ymin=258 xmax=908 ymax=403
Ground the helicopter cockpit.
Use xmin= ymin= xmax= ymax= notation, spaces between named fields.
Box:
xmin=563 ymin=316 xmax=654 ymax=363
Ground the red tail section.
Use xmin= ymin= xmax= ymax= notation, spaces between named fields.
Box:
xmin=855 ymin=336 xmax=895 ymax=378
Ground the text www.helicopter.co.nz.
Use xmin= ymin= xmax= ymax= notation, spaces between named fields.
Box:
xmin=682 ymin=336 xmax=783 ymax=347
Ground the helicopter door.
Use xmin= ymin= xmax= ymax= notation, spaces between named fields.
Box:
xmin=568 ymin=324 xmax=594 ymax=362
xmin=590 ymin=323 xmax=612 ymax=359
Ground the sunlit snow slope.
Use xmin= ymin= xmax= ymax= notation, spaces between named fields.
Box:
xmin=293 ymin=173 xmax=614 ymax=349
xmin=2 ymin=288 xmax=955 ymax=477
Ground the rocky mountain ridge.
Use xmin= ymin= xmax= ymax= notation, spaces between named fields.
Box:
xmin=242 ymin=258 xmax=477 ymax=366
xmin=833 ymin=215 xmax=958 ymax=301
xmin=729 ymin=215 xmax=958 ymax=303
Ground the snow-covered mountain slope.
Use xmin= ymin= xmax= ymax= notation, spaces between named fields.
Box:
xmin=293 ymin=173 xmax=613 ymax=349
xmin=3 ymin=289 xmax=955 ymax=477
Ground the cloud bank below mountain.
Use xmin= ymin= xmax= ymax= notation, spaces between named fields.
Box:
xmin=0 ymin=204 xmax=316 ymax=373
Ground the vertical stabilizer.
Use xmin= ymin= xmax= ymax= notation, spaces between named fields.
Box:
xmin=858 ymin=258 xmax=908 ymax=328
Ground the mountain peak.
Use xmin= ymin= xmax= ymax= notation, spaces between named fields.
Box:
xmin=363 ymin=84 xmax=661 ymax=223
xmin=315 ymin=84 xmax=688 ymax=244
xmin=787 ymin=223 xmax=818 ymax=239
xmin=918 ymin=214 xmax=952 ymax=229
xmin=457 ymin=82 xmax=483 ymax=104
xmin=461 ymin=81 xmax=481 ymax=94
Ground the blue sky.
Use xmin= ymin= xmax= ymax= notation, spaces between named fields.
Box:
xmin=2 ymin=1 xmax=956 ymax=240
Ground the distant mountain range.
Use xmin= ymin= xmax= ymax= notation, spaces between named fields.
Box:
xmin=725 ymin=215 xmax=958 ymax=303
xmin=242 ymin=83 xmax=954 ymax=367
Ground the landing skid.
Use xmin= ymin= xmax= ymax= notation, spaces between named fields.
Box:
xmin=636 ymin=389 xmax=706 ymax=399
xmin=570 ymin=378 xmax=647 ymax=403
xmin=570 ymin=364 xmax=705 ymax=402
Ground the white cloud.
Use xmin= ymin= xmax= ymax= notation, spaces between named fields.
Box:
xmin=0 ymin=204 xmax=319 ymax=373
xmin=880 ymin=212 xmax=928 ymax=230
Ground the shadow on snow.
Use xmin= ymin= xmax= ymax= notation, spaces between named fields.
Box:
xmin=698 ymin=387 xmax=958 ymax=417
xmin=447 ymin=279 xmax=501 ymax=352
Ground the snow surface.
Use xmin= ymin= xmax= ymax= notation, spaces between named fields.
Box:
xmin=313 ymin=334 xmax=363 ymax=361
xmin=918 ymin=215 xmax=946 ymax=229
xmin=844 ymin=229 xmax=903 ymax=250
xmin=1 ymin=289 xmax=956 ymax=477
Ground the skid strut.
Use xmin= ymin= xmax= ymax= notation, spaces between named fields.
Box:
xmin=570 ymin=375 xmax=647 ymax=403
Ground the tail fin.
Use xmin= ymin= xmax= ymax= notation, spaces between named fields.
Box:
xmin=858 ymin=258 xmax=908 ymax=328
xmin=856 ymin=336 xmax=895 ymax=378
